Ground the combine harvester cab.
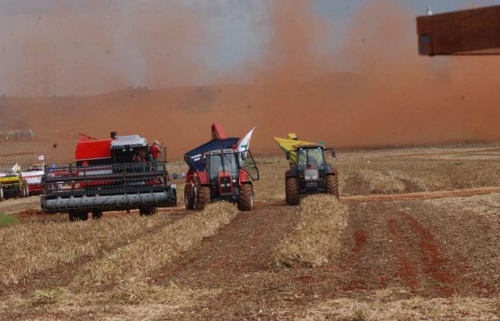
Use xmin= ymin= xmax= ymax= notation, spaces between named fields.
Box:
xmin=183 ymin=123 xmax=259 ymax=211
xmin=273 ymin=134 xmax=339 ymax=205
xmin=40 ymin=133 xmax=177 ymax=221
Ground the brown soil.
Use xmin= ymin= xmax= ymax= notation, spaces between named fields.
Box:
xmin=2 ymin=148 xmax=500 ymax=319
xmin=142 ymin=195 xmax=499 ymax=320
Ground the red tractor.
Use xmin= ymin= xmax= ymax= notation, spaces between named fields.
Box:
xmin=40 ymin=132 xmax=177 ymax=221
xmin=183 ymin=124 xmax=259 ymax=211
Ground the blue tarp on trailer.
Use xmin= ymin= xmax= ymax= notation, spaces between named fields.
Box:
xmin=184 ymin=137 xmax=240 ymax=172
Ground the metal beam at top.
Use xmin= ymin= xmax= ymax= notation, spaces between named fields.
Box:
xmin=417 ymin=5 xmax=500 ymax=56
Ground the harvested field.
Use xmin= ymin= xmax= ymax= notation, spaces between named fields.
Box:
xmin=1 ymin=142 xmax=500 ymax=320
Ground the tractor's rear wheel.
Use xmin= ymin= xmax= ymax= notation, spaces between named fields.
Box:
xmin=197 ymin=186 xmax=211 ymax=211
xmin=326 ymin=173 xmax=339 ymax=199
xmin=285 ymin=177 xmax=300 ymax=205
xmin=238 ymin=183 xmax=254 ymax=211
xmin=0 ymin=184 xmax=4 ymax=202
xmin=184 ymin=185 xmax=194 ymax=210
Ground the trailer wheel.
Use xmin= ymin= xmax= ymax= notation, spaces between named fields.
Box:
xmin=197 ymin=186 xmax=211 ymax=211
xmin=325 ymin=173 xmax=339 ymax=199
xmin=285 ymin=177 xmax=300 ymax=205
xmin=68 ymin=211 xmax=77 ymax=222
xmin=140 ymin=206 xmax=157 ymax=216
xmin=79 ymin=212 xmax=89 ymax=221
xmin=184 ymin=185 xmax=194 ymax=210
xmin=92 ymin=210 xmax=103 ymax=219
xmin=0 ymin=184 xmax=4 ymax=202
xmin=238 ymin=183 xmax=254 ymax=211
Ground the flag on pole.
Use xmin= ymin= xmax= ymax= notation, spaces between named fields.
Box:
xmin=37 ymin=155 xmax=45 ymax=161
xmin=11 ymin=163 xmax=19 ymax=172
xmin=237 ymin=127 xmax=256 ymax=152
xmin=236 ymin=127 xmax=256 ymax=161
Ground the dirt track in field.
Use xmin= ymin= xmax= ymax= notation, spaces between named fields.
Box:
xmin=4 ymin=189 xmax=499 ymax=319
xmin=152 ymin=191 xmax=500 ymax=319
xmin=343 ymin=186 xmax=500 ymax=202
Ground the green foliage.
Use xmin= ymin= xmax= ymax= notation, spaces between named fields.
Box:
xmin=0 ymin=213 xmax=18 ymax=227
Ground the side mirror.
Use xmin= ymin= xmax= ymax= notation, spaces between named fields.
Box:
xmin=286 ymin=152 xmax=290 ymax=160
xmin=331 ymin=149 xmax=336 ymax=158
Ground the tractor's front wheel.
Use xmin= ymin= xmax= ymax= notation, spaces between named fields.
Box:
xmin=325 ymin=173 xmax=339 ymax=199
xmin=285 ymin=177 xmax=300 ymax=205
xmin=238 ymin=183 xmax=254 ymax=211
xmin=197 ymin=186 xmax=211 ymax=211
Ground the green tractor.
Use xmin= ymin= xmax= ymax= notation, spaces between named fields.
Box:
xmin=274 ymin=135 xmax=339 ymax=205
xmin=0 ymin=173 xmax=29 ymax=201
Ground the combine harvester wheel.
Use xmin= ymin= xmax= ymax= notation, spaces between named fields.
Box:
xmin=140 ymin=206 xmax=158 ymax=216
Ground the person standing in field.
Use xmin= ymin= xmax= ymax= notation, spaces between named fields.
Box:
xmin=150 ymin=140 xmax=161 ymax=170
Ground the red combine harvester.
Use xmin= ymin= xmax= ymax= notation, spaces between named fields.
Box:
xmin=40 ymin=132 xmax=177 ymax=221
xmin=183 ymin=123 xmax=259 ymax=211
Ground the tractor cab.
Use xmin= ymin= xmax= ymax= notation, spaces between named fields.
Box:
xmin=203 ymin=148 xmax=259 ymax=199
xmin=205 ymin=149 xmax=239 ymax=197
xmin=296 ymin=146 xmax=325 ymax=169
xmin=206 ymin=149 xmax=239 ymax=185
xmin=287 ymin=145 xmax=335 ymax=168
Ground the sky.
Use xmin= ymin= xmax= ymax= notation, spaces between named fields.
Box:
xmin=0 ymin=0 xmax=500 ymax=96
